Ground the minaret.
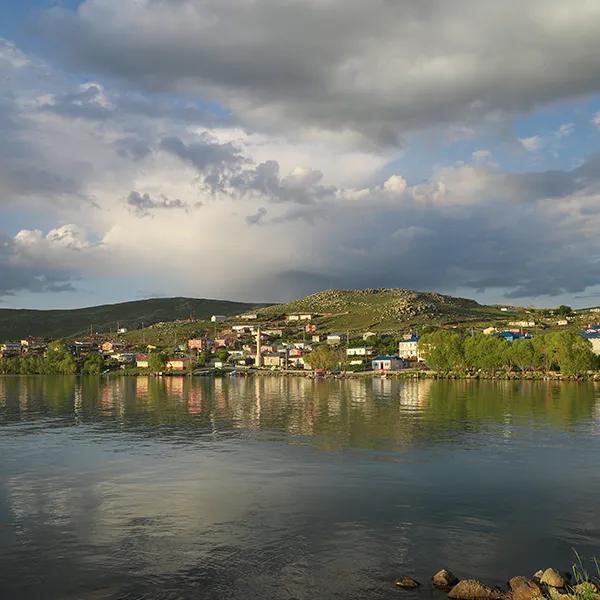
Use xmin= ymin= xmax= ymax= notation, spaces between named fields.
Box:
xmin=255 ymin=326 xmax=262 ymax=368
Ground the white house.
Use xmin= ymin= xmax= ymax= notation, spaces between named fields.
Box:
xmin=211 ymin=315 xmax=227 ymax=323
xmin=327 ymin=333 xmax=347 ymax=345
xmin=398 ymin=336 xmax=421 ymax=360
xmin=371 ymin=355 xmax=405 ymax=372
xmin=346 ymin=346 xmax=373 ymax=357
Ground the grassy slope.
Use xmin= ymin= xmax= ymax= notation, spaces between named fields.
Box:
xmin=257 ymin=288 xmax=519 ymax=334
xmin=0 ymin=297 xmax=264 ymax=341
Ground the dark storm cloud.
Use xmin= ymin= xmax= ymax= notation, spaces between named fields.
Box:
xmin=126 ymin=190 xmax=188 ymax=216
xmin=36 ymin=0 xmax=600 ymax=146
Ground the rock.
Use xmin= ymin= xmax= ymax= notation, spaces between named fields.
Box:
xmin=547 ymin=587 xmax=571 ymax=600
xmin=533 ymin=572 xmax=544 ymax=582
xmin=396 ymin=576 xmax=421 ymax=589
xmin=540 ymin=569 xmax=567 ymax=589
xmin=509 ymin=576 xmax=543 ymax=600
xmin=434 ymin=569 xmax=460 ymax=589
xmin=448 ymin=579 xmax=504 ymax=599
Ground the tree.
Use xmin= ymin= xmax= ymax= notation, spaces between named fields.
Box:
xmin=306 ymin=346 xmax=345 ymax=371
xmin=464 ymin=335 xmax=509 ymax=371
xmin=509 ymin=339 xmax=542 ymax=371
xmin=556 ymin=305 xmax=573 ymax=317
xmin=148 ymin=352 xmax=167 ymax=373
xmin=42 ymin=342 xmax=77 ymax=375
xmin=81 ymin=353 xmax=105 ymax=375
xmin=418 ymin=331 xmax=465 ymax=371
xmin=216 ymin=349 xmax=230 ymax=362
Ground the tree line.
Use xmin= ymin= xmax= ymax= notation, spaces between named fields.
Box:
xmin=0 ymin=342 xmax=105 ymax=375
xmin=418 ymin=331 xmax=599 ymax=375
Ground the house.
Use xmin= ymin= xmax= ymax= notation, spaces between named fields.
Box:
xmin=509 ymin=321 xmax=537 ymax=328
xmin=398 ymin=336 xmax=421 ymax=360
xmin=166 ymin=357 xmax=192 ymax=371
xmin=71 ymin=341 xmax=96 ymax=356
xmin=495 ymin=331 xmax=531 ymax=343
xmin=579 ymin=332 xmax=600 ymax=355
xmin=363 ymin=331 xmax=377 ymax=341
xmin=101 ymin=341 xmax=127 ymax=354
xmin=346 ymin=346 xmax=373 ymax=357
xmin=312 ymin=334 xmax=327 ymax=343
xmin=211 ymin=315 xmax=227 ymax=323
xmin=371 ymin=355 xmax=405 ymax=372
xmin=286 ymin=314 xmax=313 ymax=321
xmin=188 ymin=338 xmax=212 ymax=352
xmin=117 ymin=327 xmax=128 ymax=334
xmin=232 ymin=324 xmax=255 ymax=334
xmin=21 ymin=337 xmax=48 ymax=353
xmin=214 ymin=336 xmax=236 ymax=348
xmin=327 ymin=333 xmax=347 ymax=345
xmin=305 ymin=323 xmax=317 ymax=333
xmin=240 ymin=313 xmax=258 ymax=320
xmin=263 ymin=328 xmax=284 ymax=337
xmin=557 ymin=320 xmax=569 ymax=326
xmin=483 ymin=327 xmax=498 ymax=335
xmin=0 ymin=342 xmax=22 ymax=357
xmin=263 ymin=353 xmax=286 ymax=368
xmin=136 ymin=353 xmax=149 ymax=368
xmin=114 ymin=352 xmax=137 ymax=364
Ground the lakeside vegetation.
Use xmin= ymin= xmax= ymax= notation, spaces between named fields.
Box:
xmin=419 ymin=331 xmax=600 ymax=376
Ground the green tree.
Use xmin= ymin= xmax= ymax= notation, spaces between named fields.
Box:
xmin=148 ymin=352 xmax=167 ymax=373
xmin=42 ymin=342 xmax=77 ymax=374
xmin=216 ymin=349 xmax=230 ymax=363
xmin=509 ymin=338 xmax=542 ymax=371
xmin=556 ymin=305 xmax=573 ymax=316
xmin=464 ymin=335 xmax=509 ymax=371
xmin=81 ymin=353 xmax=106 ymax=375
xmin=418 ymin=330 xmax=465 ymax=371
xmin=306 ymin=346 xmax=345 ymax=371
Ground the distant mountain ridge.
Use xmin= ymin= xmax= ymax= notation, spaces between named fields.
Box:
xmin=0 ymin=297 xmax=265 ymax=340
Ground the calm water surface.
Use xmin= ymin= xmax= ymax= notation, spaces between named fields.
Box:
xmin=1 ymin=376 xmax=600 ymax=599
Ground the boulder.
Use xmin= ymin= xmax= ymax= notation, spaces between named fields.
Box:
xmin=540 ymin=569 xmax=567 ymax=589
xmin=547 ymin=588 xmax=571 ymax=600
xmin=396 ymin=576 xmax=421 ymax=589
xmin=533 ymin=572 xmax=544 ymax=582
xmin=509 ymin=576 xmax=543 ymax=600
xmin=434 ymin=569 xmax=460 ymax=589
xmin=448 ymin=579 xmax=505 ymax=600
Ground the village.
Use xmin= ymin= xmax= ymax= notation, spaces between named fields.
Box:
xmin=1 ymin=307 xmax=600 ymax=376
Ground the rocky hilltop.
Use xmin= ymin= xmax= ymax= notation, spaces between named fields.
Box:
xmin=258 ymin=287 xmax=503 ymax=331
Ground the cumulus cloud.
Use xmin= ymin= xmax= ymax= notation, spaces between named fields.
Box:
xmin=0 ymin=227 xmax=93 ymax=299
xmin=36 ymin=0 xmax=600 ymax=147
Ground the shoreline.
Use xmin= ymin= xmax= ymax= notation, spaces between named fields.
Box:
xmin=3 ymin=369 xmax=600 ymax=381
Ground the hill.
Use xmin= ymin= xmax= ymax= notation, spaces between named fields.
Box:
xmin=0 ymin=297 xmax=264 ymax=341
xmin=257 ymin=288 xmax=517 ymax=333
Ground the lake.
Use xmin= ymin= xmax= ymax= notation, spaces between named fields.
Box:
xmin=1 ymin=376 xmax=600 ymax=599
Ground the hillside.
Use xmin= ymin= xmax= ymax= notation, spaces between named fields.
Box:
xmin=0 ymin=297 xmax=264 ymax=341
xmin=257 ymin=288 xmax=516 ymax=333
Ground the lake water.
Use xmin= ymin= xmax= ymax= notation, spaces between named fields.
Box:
xmin=1 ymin=376 xmax=600 ymax=599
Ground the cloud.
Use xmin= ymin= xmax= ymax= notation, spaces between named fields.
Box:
xmin=593 ymin=112 xmax=600 ymax=129
xmin=556 ymin=122 xmax=574 ymax=138
xmin=519 ymin=136 xmax=542 ymax=152
xmin=0 ymin=227 xmax=91 ymax=299
xmin=126 ymin=190 xmax=188 ymax=216
xmin=36 ymin=0 xmax=600 ymax=147
xmin=0 ymin=38 xmax=30 ymax=69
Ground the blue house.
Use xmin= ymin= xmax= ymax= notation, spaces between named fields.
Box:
xmin=494 ymin=331 xmax=531 ymax=343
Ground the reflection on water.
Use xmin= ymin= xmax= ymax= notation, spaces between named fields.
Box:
xmin=1 ymin=376 xmax=600 ymax=600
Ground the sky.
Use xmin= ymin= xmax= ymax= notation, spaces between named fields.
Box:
xmin=1 ymin=0 xmax=600 ymax=310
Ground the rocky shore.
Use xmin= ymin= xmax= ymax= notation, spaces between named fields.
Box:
xmin=394 ymin=568 xmax=599 ymax=600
